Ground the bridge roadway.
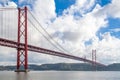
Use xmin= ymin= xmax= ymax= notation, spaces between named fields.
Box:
xmin=0 ymin=38 xmax=105 ymax=66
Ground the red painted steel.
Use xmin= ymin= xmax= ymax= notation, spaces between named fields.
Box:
xmin=0 ymin=38 xmax=105 ymax=66
xmin=17 ymin=7 xmax=28 ymax=71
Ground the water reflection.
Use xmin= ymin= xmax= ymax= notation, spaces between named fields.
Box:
xmin=15 ymin=72 xmax=29 ymax=80
xmin=0 ymin=71 xmax=120 ymax=80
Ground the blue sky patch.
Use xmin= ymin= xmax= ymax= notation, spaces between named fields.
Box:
xmin=85 ymin=39 xmax=93 ymax=46
xmin=108 ymin=17 xmax=120 ymax=38
xmin=54 ymin=0 xmax=112 ymax=17
xmin=97 ymin=17 xmax=120 ymax=39
xmin=12 ymin=0 xmax=18 ymax=3
xmin=108 ymin=17 xmax=120 ymax=29
xmin=10 ymin=0 xmax=35 ymax=9
xmin=97 ymin=0 xmax=112 ymax=7
xmin=54 ymin=0 xmax=76 ymax=16
xmin=96 ymin=27 xmax=107 ymax=40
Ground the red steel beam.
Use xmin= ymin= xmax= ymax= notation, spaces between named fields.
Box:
xmin=16 ymin=6 xmax=28 ymax=71
xmin=0 ymin=38 xmax=106 ymax=66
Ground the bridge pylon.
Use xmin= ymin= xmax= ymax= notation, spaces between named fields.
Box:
xmin=15 ymin=6 xmax=29 ymax=72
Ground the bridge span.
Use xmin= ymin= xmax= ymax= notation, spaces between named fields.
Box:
xmin=0 ymin=7 xmax=105 ymax=72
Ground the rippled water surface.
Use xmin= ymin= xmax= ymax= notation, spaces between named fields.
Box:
xmin=0 ymin=71 xmax=120 ymax=80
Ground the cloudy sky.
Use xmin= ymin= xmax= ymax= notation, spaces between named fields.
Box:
xmin=0 ymin=0 xmax=120 ymax=65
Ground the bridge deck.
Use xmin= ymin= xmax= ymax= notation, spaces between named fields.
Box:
xmin=0 ymin=38 xmax=106 ymax=66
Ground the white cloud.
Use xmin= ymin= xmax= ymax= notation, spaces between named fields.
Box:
xmin=63 ymin=0 xmax=96 ymax=15
xmin=0 ymin=1 xmax=17 ymax=8
xmin=47 ymin=4 xmax=107 ymax=53
xmin=7 ymin=1 xmax=17 ymax=8
xmin=18 ymin=0 xmax=24 ymax=3
xmin=95 ymin=32 xmax=120 ymax=64
xmin=44 ymin=0 xmax=120 ymax=64
xmin=76 ymin=0 xmax=95 ymax=13
xmin=33 ymin=0 xmax=56 ymax=25
xmin=96 ymin=0 xmax=120 ymax=18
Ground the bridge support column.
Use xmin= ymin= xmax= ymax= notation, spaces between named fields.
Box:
xmin=15 ymin=6 xmax=29 ymax=72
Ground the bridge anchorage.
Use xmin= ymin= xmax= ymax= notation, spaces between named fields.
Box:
xmin=0 ymin=6 xmax=106 ymax=72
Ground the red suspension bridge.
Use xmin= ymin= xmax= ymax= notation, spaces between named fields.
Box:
xmin=0 ymin=7 xmax=105 ymax=72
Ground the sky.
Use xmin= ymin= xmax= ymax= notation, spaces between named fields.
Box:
xmin=0 ymin=0 xmax=120 ymax=65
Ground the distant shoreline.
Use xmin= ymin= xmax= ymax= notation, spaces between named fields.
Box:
xmin=0 ymin=63 xmax=120 ymax=71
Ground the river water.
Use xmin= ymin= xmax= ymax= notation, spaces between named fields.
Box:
xmin=0 ymin=71 xmax=120 ymax=80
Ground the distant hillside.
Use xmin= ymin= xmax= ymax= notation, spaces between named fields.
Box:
xmin=29 ymin=63 xmax=95 ymax=71
xmin=105 ymin=63 xmax=120 ymax=71
xmin=0 ymin=63 xmax=120 ymax=71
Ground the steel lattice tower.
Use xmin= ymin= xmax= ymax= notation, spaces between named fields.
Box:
xmin=15 ymin=7 xmax=28 ymax=72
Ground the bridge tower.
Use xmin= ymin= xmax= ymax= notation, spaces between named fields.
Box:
xmin=15 ymin=7 xmax=28 ymax=72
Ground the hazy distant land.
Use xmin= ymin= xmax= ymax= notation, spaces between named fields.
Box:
xmin=0 ymin=63 xmax=120 ymax=71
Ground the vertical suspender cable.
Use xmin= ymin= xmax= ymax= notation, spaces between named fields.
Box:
xmin=12 ymin=11 xmax=13 ymax=41
xmin=3 ymin=10 xmax=4 ymax=38
xmin=4 ymin=9 xmax=6 ymax=39
xmin=4 ymin=9 xmax=5 ymax=39
xmin=1 ymin=10 xmax=3 ymax=38
xmin=0 ymin=10 xmax=3 ymax=38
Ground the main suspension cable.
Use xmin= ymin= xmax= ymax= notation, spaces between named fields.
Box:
xmin=28 ymin=10 xmax=71 ymax=53
xmin=28 ymin=18 xmax=65 ymax=52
